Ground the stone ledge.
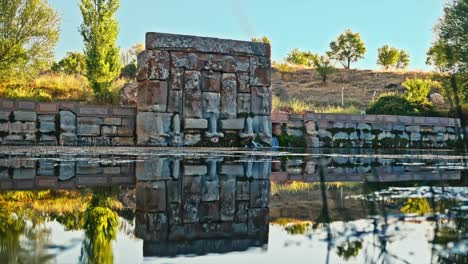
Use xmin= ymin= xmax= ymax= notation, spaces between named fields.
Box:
xmin=146 ymin=32 xmax=270 ymax=57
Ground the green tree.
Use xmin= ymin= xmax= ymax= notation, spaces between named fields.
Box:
xmin=396 ymin=50 xmax=410 ymax=69
xmin=327 ymin=29 xmax=366 ymax=69
xmin=377 ymin=45 xmax=400 ymax=70
xmin=0 ymin=0 xmax=60 ymax=82
xmin=80 ymin=0 xmax=122 ymax=103
xmin=51 ymin=52 xmax=86 ymax=75
xmin=250 ymin=36 xmax=271 ymax=44
xmin=311 ymin=55 xmax=336 ymax=83
xmin=426 ymin=41 xmax=451 ymax=73
xmin=402 ymin=77 xmax=438 ymax=106
xmin=285 ymin=48 xmax=317 ymax=66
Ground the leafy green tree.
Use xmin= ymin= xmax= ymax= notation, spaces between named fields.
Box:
xmin=336 ymin=241 xmax=363 ymax=261
xmin=401 ymin=198 xmax=431 ymax=215
xmin=51 ymin=52 xmax=86 ymax=75
xmin=426 ymin=41 xmax=451 ymax=73
xmin=250 ymin=36 xmax=271 ymax=44
xmin=396 ymin=50 xmax=410 ymax=69
xmin=80 ymin=0 xmax=122 ymax=103
xmin=402 ymin=77 xmax=438 ymax=106
xmin=327 ymin=29 xmax=366 ymax=69
xmin=377 ymin=45 xmax=400 ymax=70
xmin=311 ymin=55 xmax=336 ymax=83
xmin=285 ymin=48 xmax=317 ymax=66
xmin=0 ymin=0 xmax=60 ymax=82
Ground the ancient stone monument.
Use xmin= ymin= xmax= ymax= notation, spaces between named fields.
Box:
xmin=136 ymin=32 xmax=272 ymax=146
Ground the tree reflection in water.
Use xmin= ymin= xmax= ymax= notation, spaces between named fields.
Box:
xmin=80 ymin=194 xmax=119 ymax=264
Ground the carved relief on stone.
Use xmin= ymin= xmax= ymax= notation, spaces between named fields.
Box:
xmin=221 ymin=73 xmax=237 ymax=119
xmin=201 ymin=71 xmax=221 ymax=92
xmin=251 ymin=86 xmax=271 ymax=115
xmin=137 ymin=50 xmax=170 ymax=81
xmin=239 ymin=116 xmax=254 ymax=139
xmin=136 ymin=112 xmax=172 ymax=146
xmin=237 ymin=94 xmax=251 ymax=114
xmin=183 ymin=71 xmax=202 ymax=118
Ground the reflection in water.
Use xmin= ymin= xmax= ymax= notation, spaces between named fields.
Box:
xmin=0 ymin=151 xmax=465 ymax=263
xmin=134 ymin=157 xmax=270 ymax=257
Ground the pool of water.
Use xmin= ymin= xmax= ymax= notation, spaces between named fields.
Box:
xmin=0 ymin=147 xmax=466 ymax=263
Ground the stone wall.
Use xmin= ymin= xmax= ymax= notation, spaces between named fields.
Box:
xmin=136 ymin=32 xmax=272 ymax=146
xmin=0 ymin=99 xmax=136 ymax=146
xmin=272 ymin=111 xmax=465 ymax=149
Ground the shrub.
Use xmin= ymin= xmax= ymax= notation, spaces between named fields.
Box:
xmin=367 ymin=93 xmax=435 ymax=116
xmin=402 ymin=77 xmax=439 ymax=106
xmin=285 ymin=49 xmax=316 ymax=66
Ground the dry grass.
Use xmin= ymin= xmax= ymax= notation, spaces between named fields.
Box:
xmin=272 ymin=67 xmax=432 ymax=109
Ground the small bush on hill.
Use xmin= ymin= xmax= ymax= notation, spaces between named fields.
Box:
xmin=367 ymin=93 xmax=435 ymax=116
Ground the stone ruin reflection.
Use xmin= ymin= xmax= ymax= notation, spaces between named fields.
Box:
xmin=134 ymin=157 xmax=271 ymax=257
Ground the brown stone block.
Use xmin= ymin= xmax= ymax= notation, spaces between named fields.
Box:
xmin=111 ymin=137 xmax=134 ymax=146
xmin=199 ymin=201 xmax=220 ymax=222
xmin=59 ymin=102 xmax=77 ymax=112
xmin=37 ymin=103 xmax=59 ymax=114
xmin=16 ymin=100 xmax=36 ymax=111
xmin=117 ymin=126 xmax=134 ymax=136
xmin=78 ymin=106 xmax=109 ymax=116
xmin=171 ymin=52 xmax=250 ymax=73
xmin=201 ymin=71 xmax=221 ymax=92
xmin=249 ymin=56 xmax=271 ymax=87
xmin=183 ymin=71 xmax=202 ymax=118
xmin=137 ymin=80 xmax=168 ymax=112
xmin=112 ymin=107 xmax=137 ymax=116
xmin=237 ymin=94 xmax=251 ymax=114
xmin=136 ymin=181 xmax=167 ymax=212
xmin=0 ymin=99 xmax=15 ymax=109
xmin=137 ymin=50 xmax=170 ymax=81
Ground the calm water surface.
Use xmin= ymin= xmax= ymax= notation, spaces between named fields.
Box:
xmin=0 ymin=147 xmax=466 ymax=264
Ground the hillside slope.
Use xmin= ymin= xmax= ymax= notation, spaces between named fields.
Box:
xmin=271 ymin=68 xmax=432 ymax=110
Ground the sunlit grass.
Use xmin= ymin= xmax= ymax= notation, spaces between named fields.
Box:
xmin=272 ymin=96 xmax=361 ymax=114
xmin=271 ymin=181 xmax=361 ymax=195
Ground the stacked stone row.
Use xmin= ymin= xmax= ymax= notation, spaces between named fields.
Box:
xmin=0 ymin=157 xmax=134 ymax=190
xmin=0 ymin=99 xmax=136 ymax=146
xmin=136 ymin=32 xmax=272 ymax=146
xmin=134 ymin=157 xmax=270 ymax=245
xmin=271 ymin=157 xmax=462 ymax=183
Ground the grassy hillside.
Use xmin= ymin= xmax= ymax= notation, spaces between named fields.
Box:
xmin=272 ymin=67 xmax=432 ymax=111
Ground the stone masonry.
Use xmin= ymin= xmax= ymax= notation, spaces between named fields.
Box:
xmin=136 ymin=32 xmax=272 ymax=146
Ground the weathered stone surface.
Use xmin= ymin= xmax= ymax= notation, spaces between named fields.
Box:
xmin=77 ymin=117 xmax=102 ymax=136
xmin=183 ymin=165 xmax=207 ymax=176
xmin=12 ymin=168 xmax=35 ymax=179
xmin=406 ymin=125 xmax=421 ymax=133
xmin=0 ymin=111 xmax=10 ymax=121
xmin=248 ymin=208 xmax=269 ymax=235
xmin=237 ymin=72 xmax=250 ymax=93
xmin=101 ymin=126 xmax=117 ymax=136
xmin=235 ymin=201 xmax=249 ymax=222
xmin=0 ymin=122 xmax=9 ymax=133
xmin=9 ymin=121 xmax=36 ymax=134
xmin=136 ymin=181 xmax=167 ymax=212
xmin=249 ymin=56 xmax=271 ymax=86
xmin=410 ymin=132 xmax=422 ymax=141
xmin=357 ymin=123 xmax=371 ymax=131
xmin=250 ymin=180 xmax=269 ymax=208
xmin=433 ymin=126 xmax=447 ymax=133
xmin=318 ymin=129 xmax=332 ymax=138
xmin=199 ymin=202 xmax=220 ymax=222
xmin=13 ymin=111 xmax=36 ymax=122
xmin=182 ymin=176 xmax=201 ymax=223
xmin=288 ymin=128 xmax=304 ymax=137
xmin=147 ymin=32 xmax=270 ymax=57
xmin=59 ymin=133 xmax=77 ymax=146
xmin=221 ymin=73 xmax=237 ymax=119
xmin=136 ymin=158 xmax=171 ymax=180
xmin=136 ymin=112 xmax=172 ymax=145
xmin=167 ymin=90 xmax=183 ymax=113
xmin=59 ymin=161 xmax=75 ymax=181
xmin=220 ymin=119 xmax=244 ymax=130
xmin=59 ymin=111 xmax=76 ymax=133
xmin=184 ymin=133 xmax=201 ymax=146
xmin=170 ymin=67 xmax=184 ymax=90
xmin=251 ymin=86 xmax=271 ymax=115
xmin=201 ymin=176 xmax=219 ymax=202
xmin=167 ymin=180 xmax=181 ymax=203
xmin=103 ymin=167 xmax=120 ymax=175
xmin=202 ymin=92 xmax=220 ymax=117
xmin=137 ymin=81 xmax=168 ymax=112
xmin=333 ymin=132 xmax=348 ymax=140
xmin=137 ymin=50 xmax=170 ymax=81
xmin=103 ymin=117 xmax=122 ymax=126
xmin=237 ymin=94 xmax=251 ymax=114
xmin=184 ymin=118 xmax=208 ymax=130
xmin=119 ymin=83 xmax=139 ymax=107
xmin=219 ymin=178 xmax=236 ymax=221
xmin=112 ymin=137 xmax=134 ymax=146
xmin=305 ymin=121 xmax=317 ymax=136
xmin=184 ymin=71 xmax=202 ymax=118
xmin=201 ymin=71 xmax=221 ymax=92
xmin=236 ymin=181 xmax=249 ymax=200
xmin=135 ymin=212 xmax=168 ymax=242
xmin=117 ymin=126 xmax=134 ymax=136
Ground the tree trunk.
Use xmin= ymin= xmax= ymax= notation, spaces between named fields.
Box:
xmin=322 ymin=75 xmax=327 ymax=83
xmin=450 ymin=74 xmax=468 ymax=152
xmin=347 ymin=58 xmax=351 ymax=69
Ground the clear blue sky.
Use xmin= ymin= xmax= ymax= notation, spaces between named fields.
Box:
xmin=49 ymin=0 xmax=444 ymax=70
